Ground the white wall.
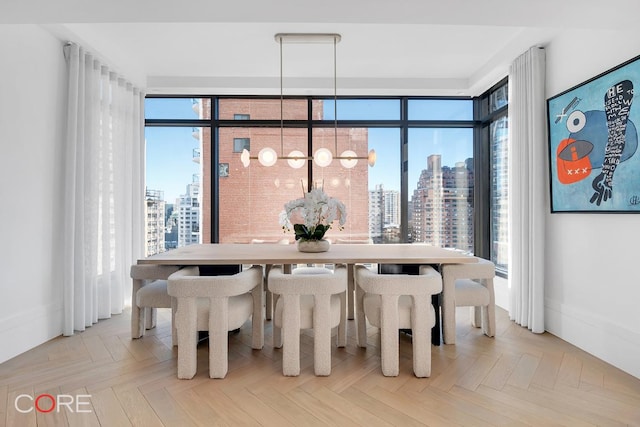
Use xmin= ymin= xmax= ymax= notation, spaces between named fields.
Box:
xmin=544 ymin=29 xmax=640 ymax=379
xmin=0 ymin=25 xmax=67 ymax=363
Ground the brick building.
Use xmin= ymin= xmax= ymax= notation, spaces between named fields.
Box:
xmin=198 ymin=99 xmax=371 ymax=243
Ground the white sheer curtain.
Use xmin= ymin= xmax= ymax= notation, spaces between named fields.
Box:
xmin=62 ymin=43 xmax=145 ymax=335
xmin=508 ymin=46 xmax=546 ymax=333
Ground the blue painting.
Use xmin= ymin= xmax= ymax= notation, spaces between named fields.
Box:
xmin=547 ymin=55 xmax=640 ymax=212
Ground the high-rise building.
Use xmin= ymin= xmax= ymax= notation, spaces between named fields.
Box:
xmin=145 ymin=189 xmax=165 ymax=256
xmin=410 ymin=154 xmax=474 ymax=251
xmin=383 ymin=188 xmax=400 ymax=227
xmin=368 ymin=184 xmax=401 ymax=243
xmin=164 ymin=204 xmax=178 ymax=250
xmin=177 ymin=180 xmax=201 ymax=247
xmin=368 ymin=185 xmax=384 ymax=242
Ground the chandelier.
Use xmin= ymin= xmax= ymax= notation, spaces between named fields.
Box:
xmin=241 ymin=33 xmax=376 ymax=169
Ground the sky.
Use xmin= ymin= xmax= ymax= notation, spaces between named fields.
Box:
xmin=145 ymin=98 xmax=474 ymax=201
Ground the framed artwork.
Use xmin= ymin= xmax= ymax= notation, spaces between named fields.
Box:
xmin=547 ymin=55 xmax=640 ymax=212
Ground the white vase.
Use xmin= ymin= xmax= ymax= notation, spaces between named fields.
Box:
xmin=297 ymin=239 xmax=330 ymax=253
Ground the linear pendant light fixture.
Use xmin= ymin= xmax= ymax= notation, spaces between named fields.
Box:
xmin=240 ymin=33 xmax=376 ymax=169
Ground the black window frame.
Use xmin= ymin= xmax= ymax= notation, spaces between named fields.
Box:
xmin=145 ymin=95 xmax=493 ymax=248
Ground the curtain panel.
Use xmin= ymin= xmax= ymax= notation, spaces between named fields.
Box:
xmin=62 ymin=43 xmax=145 ymax=335
xmin=508 ymin=46 xmax=547 ymax=333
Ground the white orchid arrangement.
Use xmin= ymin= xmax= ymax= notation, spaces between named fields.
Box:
xmin=279 ymin=187 xmax=347 ymax=241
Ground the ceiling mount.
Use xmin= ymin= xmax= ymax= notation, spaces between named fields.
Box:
xmin=274 ymin=33 xmax=341 ymax=44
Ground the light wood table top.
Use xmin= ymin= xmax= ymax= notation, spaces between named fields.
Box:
xmin=137 ymin=243 xmax=477 ymax=266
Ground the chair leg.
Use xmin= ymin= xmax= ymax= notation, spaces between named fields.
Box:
xmin=145 ymin=307 xmax=157 ymax=330
xmin=314 ymin=294 xmax=332 ymax=376
xmin=251 ymin=284 xmax=264 ymax=350
xmin=132 ymin=305 xmax=145 ymax=339
xmin=171 ymin=298 xmax=177 ymax=346
xmin=485 ymin=278 xmax=496 ymax=337
xmin=131 ymin=279 xmax=144 ymax=339
xmin=282 ymin=295 xmax=301 ymax=376
xmin=273 ymin=325 xmax=283 ymax=349
xmin=337 ymin=290 xmax=347 ymax=348
xmin=441 ymin=292 xmax=456 ymax=345
xmin=483 ymin=303 xmax=496 ymax=337
xmin=273 ymin=294 xmax=283 ymax=348
xmin=380 ymin=296 xmax=399 ymax=377
xmin=412 ymin=296 xmax=432 ymax=378
xmin=209 ymin=300 xmax=229 ymax=379
xmin=356 ymin=282 xmax=367 ymax=348
xmin=175 ymin=298 xmax=198 ymax=379
xmin=471 ymin=306 xmax=482 ymax=328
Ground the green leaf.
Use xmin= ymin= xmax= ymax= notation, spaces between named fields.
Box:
xmin=293 ymin=224 xmax=310 ymax=240
xmin=312 ymin=224 xmax=327 ymax=240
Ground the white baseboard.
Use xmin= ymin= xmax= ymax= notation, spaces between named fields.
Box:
xmin=494 ymin=276 xmax=509 ymax=311
xmin=0 ymin=302 xmax=63 ymax=364
xmin=545 ymin=299 xmax=640 ymax=379
xmin=491 ymin=279 xmax=639 ymax=379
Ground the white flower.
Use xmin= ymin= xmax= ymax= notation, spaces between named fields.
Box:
xmin=279 ymin=188 xmax=347 ymax=240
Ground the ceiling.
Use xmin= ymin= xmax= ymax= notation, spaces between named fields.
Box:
xmin=3 ymin=0 xmax=637 ymax=96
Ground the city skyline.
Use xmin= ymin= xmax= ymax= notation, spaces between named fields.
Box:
xmin=145 ymin=98 xmax=474 ymax=202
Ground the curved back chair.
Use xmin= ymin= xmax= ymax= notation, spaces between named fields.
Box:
xmin=250 ymin=238 xmax=290 ymax=320
xmin=290 ymin=264 xmax=346 ymax=347
xmin=130 ymin=264 xmax=181 ymax=344
xmin=268 ymin=265 xmax=348 ymax=376
xmin=335 ymin=238 xmax=374 ymax=320
xmin=440 ymin=257 xmax=496 ymax=344
xmin=167 ymin=265 xmax=264 ymax=379
xmin=355 ymin=264 xmax=442 ymax=377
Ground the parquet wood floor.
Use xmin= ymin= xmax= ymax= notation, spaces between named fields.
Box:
xmin=1 ymin=306 xmax=639 ymax=426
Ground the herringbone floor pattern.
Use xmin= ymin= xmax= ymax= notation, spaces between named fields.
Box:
xmin=1 ymin=306 xmax=639 ymax=426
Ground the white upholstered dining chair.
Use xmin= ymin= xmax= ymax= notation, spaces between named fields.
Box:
xmin=440 ymin=257 xmax=496 ymax=344
xmin=355 ymin=264 xmax=442 ymax=377
xmin=268 ymin=265 xmax=348 ymax=376
xmin=167 ymin=265 xmax=264 ymax=379
xmin=130 ymin=264 xmax=181 ymax=344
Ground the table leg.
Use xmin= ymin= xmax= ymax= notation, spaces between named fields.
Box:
xmin=431 ymin=294 xmax=441 ymax=346
xmin=347 ymin=264 xmax=354 ymax=320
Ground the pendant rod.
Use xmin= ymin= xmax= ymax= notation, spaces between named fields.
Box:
xmin=333 ymin=36 xmax=338 ymax=158
xmin=279 ymin=37 xmax=284 ymax=157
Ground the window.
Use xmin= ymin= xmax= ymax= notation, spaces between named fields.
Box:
xmin=408 ymin=128 xmax=474 ymax=251
xmin=144 ymin=97 xmax=210 ymax=253
xmin=145 ymin=96 xmax=484 ymax=250
xmin=490 ymin=115 xmax=509 ymax=273
xmin=408 ymin=99 xmax=473 ymax=121
xmin=233 ymin=137 xmax=250 ymax=153
xmin=146 ymin=98 xmax=205 ymax=119
xmin=477 ymin=78 xmax=509 ymax=275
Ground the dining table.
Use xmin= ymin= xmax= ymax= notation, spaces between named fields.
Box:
xmin=137 ymin=242 xmax=478 ymax=345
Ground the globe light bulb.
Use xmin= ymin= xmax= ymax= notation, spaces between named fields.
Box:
xmin=314 ymin=147 xmax=333 ymax=167
xmin=367 ymin=149 xmax=377 ymax=167
xmin=339 ymin=150 xmax=358 ymax=168
xmin=240 ymin=149 xmax=251 ymax=167
xmin=258 ymin=147 xmax=278 ymax=167
xmin=287 ymin=150 xmax=305 ymax=169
